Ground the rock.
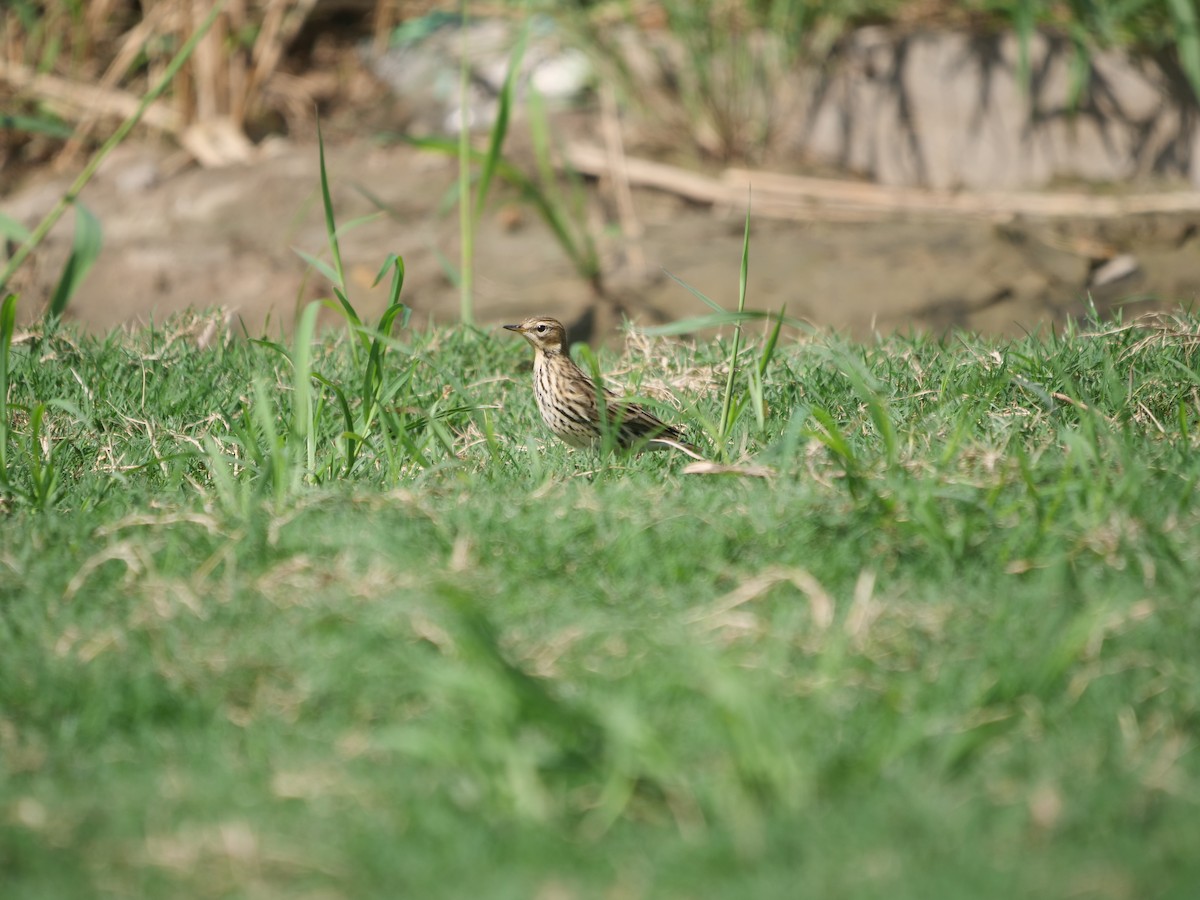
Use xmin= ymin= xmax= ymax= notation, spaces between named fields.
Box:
xmin=531 ymin=48 xmax=592 ymax=100
xmin=1089 ymin=254 xmax=1140 ymax=289
xmin=594 ymin=21 xmax=1196 ymax=189
xmin=791 ymin=29 xmax=1197 ymax=189
xmin=363 ymin=16 xmax=593 ymax=136
xmin=180 ymin=117 xmax=256 ymax=168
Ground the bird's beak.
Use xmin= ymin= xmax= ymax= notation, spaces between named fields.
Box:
xmin=503 ymin=324 xmax=523 ymax=332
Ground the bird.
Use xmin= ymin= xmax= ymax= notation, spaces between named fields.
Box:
xmin=504 ymin=316 xmax=700 ymax=455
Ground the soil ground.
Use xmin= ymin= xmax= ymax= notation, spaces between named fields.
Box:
xmin=3 ymin=89 xmax=1198 ymax=345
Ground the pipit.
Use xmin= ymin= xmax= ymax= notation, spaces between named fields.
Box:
xmin=505 ymin=316 xmax=699 ymax=455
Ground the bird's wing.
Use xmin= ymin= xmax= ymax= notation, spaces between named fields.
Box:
xmin=604 ymin=383 xmax=700 ymax=454
xmin=607 ymin=395 xmax=685 ymax=439
xmin=594 ymin=376 xmax=689 ymax=443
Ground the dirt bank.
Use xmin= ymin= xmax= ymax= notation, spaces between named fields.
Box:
xmin=4 ymin=130 xmax=1197 ymax=343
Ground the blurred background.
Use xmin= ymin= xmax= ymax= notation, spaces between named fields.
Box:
xmin=2 ymin=0 xmax=1199 ymax=339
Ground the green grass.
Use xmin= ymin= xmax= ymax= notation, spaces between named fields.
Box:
xmin=2 ymin=302 xmax=1199 ymax=898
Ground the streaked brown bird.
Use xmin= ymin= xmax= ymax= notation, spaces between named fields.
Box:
xmin=505 ymin=316 xmax=699 ymax=455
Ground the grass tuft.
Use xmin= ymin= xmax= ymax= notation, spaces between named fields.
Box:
xmin=2 ymin=300 xmax=1199 ymax=895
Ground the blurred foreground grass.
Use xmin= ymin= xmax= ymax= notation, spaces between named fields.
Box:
xmin=2 ymin=308 xmax=1199 ymax=898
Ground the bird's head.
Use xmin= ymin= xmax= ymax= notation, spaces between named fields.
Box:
xmin=504 ymin=316 xmax=568 ymax=355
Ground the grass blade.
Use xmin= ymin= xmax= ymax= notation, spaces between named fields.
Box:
xmin=0 ymin=214 xmax=33 ymax=244
xmin=661 ymin=268 xmax=725 ymax=314
xmin=758 ymin=306 xmax=786 ymax=377
xmin=1014 ymin=0 xmax=1035 ymax=97
xmin=373 ymin=253 xmax=407 ymax=306
xmin=0 ymin=112 xmax=73 ymax=139
xmin=640 ymin=309 xmax=806 ymax=336
xmin=46 ymin=202 xmax=102 ymax=321
xmin=292 ymin=301 xmax=320 ymax=482
xmin=473 ymin=23 xmax=528 ymax=223
xmin=1167 ymin=0 xmax=1200 ymax=103
xmin=293 ymin=249 xmax=344 ymax=294
xmin=0 ymin=293 xmax=15 ymax=477
xmin=457 ymin=0 xmax=474 ymax=325
xmin=316 ymin=117 xmax=346 ymax=294
xmin=718 ymin=202 xmax=752 ymax=447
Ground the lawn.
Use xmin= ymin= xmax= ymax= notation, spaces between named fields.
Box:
xmin=2 ymin=296 xmax=1198 ymax=898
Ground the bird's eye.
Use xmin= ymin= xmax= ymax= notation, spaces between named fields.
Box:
xmin=536 ymin=324 xmax=547 ymax=333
